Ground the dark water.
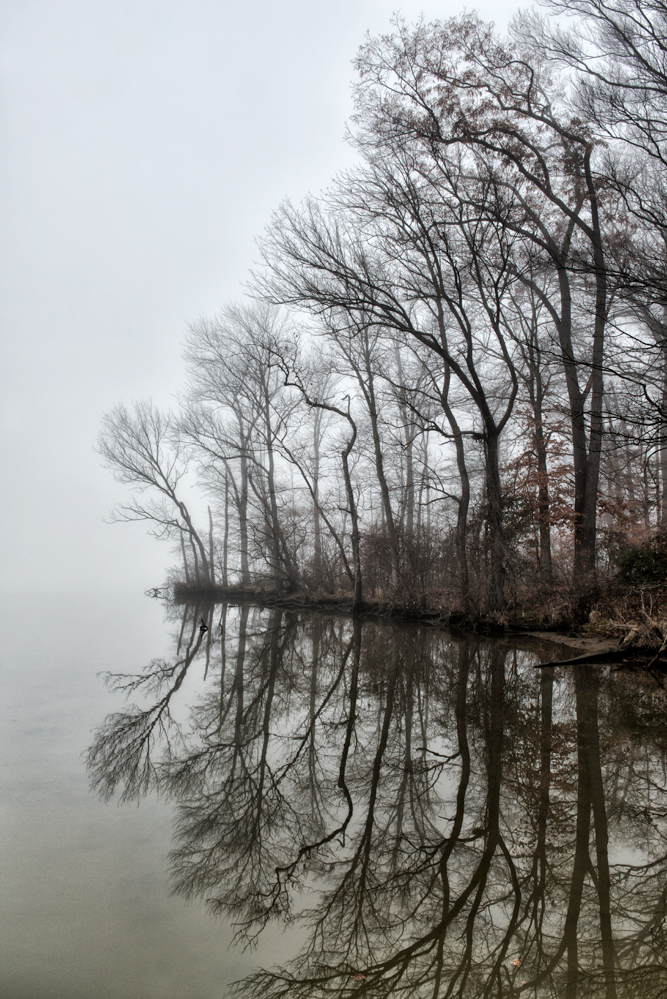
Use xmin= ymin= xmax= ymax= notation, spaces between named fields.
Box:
xmin=3 ymin=597 xmax=667 ymax=998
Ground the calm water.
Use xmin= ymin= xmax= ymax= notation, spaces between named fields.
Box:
xmin=3 ymin=596 xmax=667 ymax=998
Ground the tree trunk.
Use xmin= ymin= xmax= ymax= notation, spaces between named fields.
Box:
xmin=223 ymin=474 xmax=229 ymax=586
xmin=554 ymin=161 xmax=606 ymax=589
xmin=355 ymin=338 xmax=400 ymax=589
xmin=176 ymin=497 xmax=210 ymax=587
xmin=263 ymin=388 xmax=297 ymax=588
xmin=208 ymin=506 xmax=216 ymax=586
xmin=484 ymin=429 xmax=505 ymax=613
xmin=535 ymin=415 xmax=553 ymax=581
xmin=265 ymin=429 xmax=285 ymax=584
xmin=341 ymin=430 xmax=363 ymax=609
xmin=440 ymin=367 xmax=470 ymax=612
xmin=180 ymin=534 xmax=192 ymax=585
xmin=239 ymin=446 xmax=251 ymax=585
xmin=312 ymin=410 xmax=323 ymax=580
xmin=394 ymin=345 xmax=415 ymax=536
xmin=661 ymin=341 xmax=667 ymax=525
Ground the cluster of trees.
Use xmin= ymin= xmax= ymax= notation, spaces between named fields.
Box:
xmin=99 ymin=0 xmax=667 ymax=613
xmin=88 ymin=603 xmax=667 ymax=998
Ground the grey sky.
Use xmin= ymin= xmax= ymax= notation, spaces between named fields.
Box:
xmin=1 ymin=0 xmax=523 ymax=594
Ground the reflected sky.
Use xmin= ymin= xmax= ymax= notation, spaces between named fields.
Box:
xmin=0 ymin=594 xmax=294 ymax=999
xmin=86 ymin=601 xmax=667 ymax=998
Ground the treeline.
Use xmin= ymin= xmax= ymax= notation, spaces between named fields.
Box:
xmin=99 ymin=1 xmax=667 ymax=616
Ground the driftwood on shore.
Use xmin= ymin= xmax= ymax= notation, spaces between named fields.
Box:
xmin=537 ymin=647 xmax=667 ymax=670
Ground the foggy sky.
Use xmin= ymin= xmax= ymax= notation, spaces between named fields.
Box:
xmin=1 ymin=0 xmax=520 ymax=594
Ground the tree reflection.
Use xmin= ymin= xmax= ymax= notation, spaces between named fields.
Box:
xmin=88 ymin=605 xmax=667 ymax=997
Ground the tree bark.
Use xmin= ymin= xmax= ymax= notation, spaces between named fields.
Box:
xmin=484 ymin=429 xmax=505 ymax=613
xmin=208 ymin=506 xmax=216 ymax=586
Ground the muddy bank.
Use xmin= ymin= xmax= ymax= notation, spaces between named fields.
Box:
xmin=524 ymin=630 xmax=618 ymax=653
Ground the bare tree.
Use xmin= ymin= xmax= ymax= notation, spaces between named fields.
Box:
xmin=351 ymin=15 xmax=615 ymax=592
xmin=259 ymin=154 xmax=522 ymax=609
xmin=184 ymin=304 xmax=300 ymax=587
xmin=97 ymin=400 xmax=211 ymax=584
xmin=275 ymin=341 xmax=364 ymax=609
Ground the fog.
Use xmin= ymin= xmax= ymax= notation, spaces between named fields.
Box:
xmin=0 ymin=0 xmax=518 ymax=595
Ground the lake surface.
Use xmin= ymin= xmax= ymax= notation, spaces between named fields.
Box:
xmin=2 ymin=595 xmax=667 ymax=998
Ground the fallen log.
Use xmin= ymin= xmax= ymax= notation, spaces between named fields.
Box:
xmin=536 ymin=647 xmax=667 ymax=669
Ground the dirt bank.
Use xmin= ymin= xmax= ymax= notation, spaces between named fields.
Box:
xmin=523 ymin=631 xmax=618 ymax=654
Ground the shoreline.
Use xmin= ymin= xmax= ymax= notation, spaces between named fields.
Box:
xmin=168 ymin=583 xmax=667 ymax=676
xmin=170 ymin=582 xmax=618 ymax=650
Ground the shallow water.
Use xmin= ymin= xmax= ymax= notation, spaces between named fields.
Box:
xmin=3 ymin=596 xmax=667 ymax=998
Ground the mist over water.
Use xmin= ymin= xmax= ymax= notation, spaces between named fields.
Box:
xmin=7 ymin=595 xmax=660 ymax=998
xmin=0 ymin=594 xmax=292 ymax=999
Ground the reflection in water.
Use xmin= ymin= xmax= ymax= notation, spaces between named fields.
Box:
xmin=88 ymin=604 xmax=667 ymax=998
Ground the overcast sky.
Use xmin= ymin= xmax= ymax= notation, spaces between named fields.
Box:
xmin=1 ymin=0 xmax=524 ymax=594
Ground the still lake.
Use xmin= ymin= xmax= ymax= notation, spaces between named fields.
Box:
xmin=2 ymin=593 xmax=666 ymax=998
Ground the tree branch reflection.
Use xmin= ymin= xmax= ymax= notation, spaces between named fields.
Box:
xmin=88 ymin=605 xmax=667 ymax=996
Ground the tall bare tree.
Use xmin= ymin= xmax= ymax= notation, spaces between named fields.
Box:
xmin=351 ymin=15 xmax=615 ymax=591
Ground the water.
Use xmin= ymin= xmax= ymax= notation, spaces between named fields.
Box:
xmin=0 ymin=594 xmax=291 ymax=999
xmin=2 ymin=595 xmax=667 ymax=998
